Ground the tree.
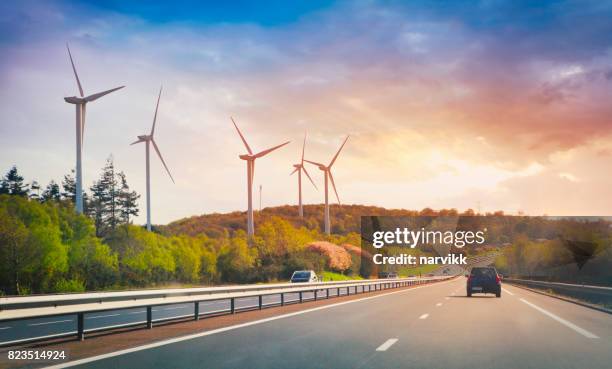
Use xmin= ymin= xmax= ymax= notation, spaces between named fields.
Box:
xmin=61 ymin=170 xmax=76 ymax=203
xmin=41 ymin=181 xmax=61 ymax=202
xmin=0 ymin=195 xmax=68 ymax=294
xmin=117 ymin=171 xmax=140 ymax=226
xmin=101 ymin=158 xmax=120 ymax=230
xmin=89 ymin=178 xmax=108 ymax=237
xmin=2 ymin=166 xmax=29 ymax=196
xmin=89 ymin=157 xmax=122 ymax=237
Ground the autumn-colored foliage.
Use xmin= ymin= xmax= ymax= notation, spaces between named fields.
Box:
xmin=307 ymin=241 xmax=352 ymax=272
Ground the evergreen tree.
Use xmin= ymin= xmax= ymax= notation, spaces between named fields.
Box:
xmin=61 ymin=170 xmax=77 ymax=203
xmin=102 ymin=158 xmax=120 ymax=230
xmin=40 ymin=181 xmax=61 ymax=202
xmin=2 ymin=166 xmax=29 ymax=196
xmin=117 ymin=172 xmax=140 ymax=225
xmin=89 ymin=157 xmax=122 ymax=237
xmin=89 ymin=177 xmax=108 ymax=237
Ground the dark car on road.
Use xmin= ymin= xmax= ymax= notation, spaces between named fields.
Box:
xmin=466 ymin=267 xmax=501 ymax=297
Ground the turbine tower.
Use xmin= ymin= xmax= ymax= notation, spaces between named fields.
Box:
xmin=64 ymin=44 xmax=124 ymax=213
xmin=290 ymin=132 xmax=317 ymax=217
xmin=305 ymin=135 xmax=349 ymax=234
xmin=232 ymin=118 xmax=290 ymax=237
xmin=131 ymin=86 xmax=175 ymax=231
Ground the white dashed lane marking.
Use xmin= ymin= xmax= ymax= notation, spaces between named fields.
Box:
xmin=376 ymin=338 xmax=398 ymax=351
xmin=419 ymin=313 xmax=429 ymax=320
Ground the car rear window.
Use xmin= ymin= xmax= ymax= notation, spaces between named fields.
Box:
xmin=292 ymin=272 xmax=311 ymax=279
xmin=471 ymin=268 xmax=496 ymax=278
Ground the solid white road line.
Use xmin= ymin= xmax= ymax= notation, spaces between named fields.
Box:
xmin=419 ymin=313 xmax=429 ymax=320
xmin=0 ymin=326 xmax=11 ymax=330
xmin=44 ymin=278 xmax=457 ymax=369
xmin=28 ymin=319 xmax=73 ymax=326
xmin=519 ymin=298 xmax=599 ymax=339
xmin=436 ymin=303 xmax=442 ymax=307
xmin=376 ymin=338 xmax=398 ymax=351
xmin=501 ymin=288 xmax=514 ymax=296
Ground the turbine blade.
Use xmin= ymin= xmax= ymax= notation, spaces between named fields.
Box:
xmin=130 ymin=139 xmax=145 ymax=145
xmin=151 ymin=139 xmax=175 ymax=183
xmin=66 ymin=44 xmax=84 ymax=97
xmin=253 ymin=141 xmax=290 ymax=158
xmin=151 ymin=86 xmax=163 ymax=136
xmin=290 ymin=167 xmax=299 ymax=175
xmin=328 ymin=170 xmax=340 ymax=205
xmin=85 ymin=86 xmax=125 ymax=102
xmin=304 ymin=159 xmax=325 ymax=167
xmin=301 ymin=131 xmax=306 ymax=163
xmin=302 ymin=166 xmax=318 ymax=190
xmin=231 ymin=117 xmax=253 ymax=155
xmin=329 ymin=135 xmax=350 ymax=167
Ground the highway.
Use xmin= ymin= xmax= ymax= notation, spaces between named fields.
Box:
xmin=47 ymin=277 xmax=611 ymax=369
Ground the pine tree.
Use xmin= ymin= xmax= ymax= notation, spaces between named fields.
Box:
xmin=117 ymin=171 xmax=140 ymax=225
xmin=101 ymin=157 xmax=120 ymax=230
xmin=89 ymin=157 xmax=122 ymax=237
xmin=2 ymin=166 xmax=29 ymax=196
xmin=40 ymin=181 xmax=61 ymax=202
xmin=89 ymin=178 xmax=108 ymax=237
xmin=61 ymin=170 xmax=77 ymax=203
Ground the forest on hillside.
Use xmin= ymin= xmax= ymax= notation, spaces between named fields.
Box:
xmin=0 ymin=165 xmax=365 ymax=295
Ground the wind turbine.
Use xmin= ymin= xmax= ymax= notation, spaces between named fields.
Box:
xmin=305 ymin=135 xmax=349 ymax=234
xmin=64 ymin=44 xmax=124 ymax=214
xmin=131 ymin=86 xmax=175 ymax=231
xmin=232 ymin=118 xmax=290 ymax=237
xmin=290 ymin=132 xmax=317 ymax=217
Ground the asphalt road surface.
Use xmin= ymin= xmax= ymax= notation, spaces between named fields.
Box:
xmin=48 ymin=277 xmax=611 ymax=369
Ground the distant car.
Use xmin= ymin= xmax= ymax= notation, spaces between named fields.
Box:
xmin=466 ymin=267 xmax=501 ymax=297
xmin=378 ymin=271 xmax=398 ymax=279
xmin=290 ymin=270 xmax=318 ymax=283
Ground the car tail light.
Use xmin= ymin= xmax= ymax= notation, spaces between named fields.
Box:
xmin=496 ymin=275 xmax=501 ymax=283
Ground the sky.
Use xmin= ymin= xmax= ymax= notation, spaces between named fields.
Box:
xmin=1 ymin=0 xmax=612 ymax=224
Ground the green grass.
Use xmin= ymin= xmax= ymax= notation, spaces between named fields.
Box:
xmin=321 ymin=271 xmax=363 ymax=281
xmin=396 ymin=263 xmax=440 ymax=277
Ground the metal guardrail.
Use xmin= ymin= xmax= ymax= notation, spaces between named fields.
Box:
xmin=504 ymin=278 xmax=612 ymax=310
xmin=0 ymin=276 xmax=452 ymax=345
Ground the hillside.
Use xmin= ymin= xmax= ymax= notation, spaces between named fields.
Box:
xmin=161 ymin=204 xmax=455 ymax=238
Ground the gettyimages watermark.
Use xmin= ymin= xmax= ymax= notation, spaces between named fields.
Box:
xmin=359 ymin=216 xmax=612 ymax=278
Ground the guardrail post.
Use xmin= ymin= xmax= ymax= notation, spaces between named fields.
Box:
xmin=326 ymin=288 xmax=330 ymax=299
xmin=231 ymin=298 xmax=236 ymax=314
xmin=77 ymin=312 xmax=85 ymax=341
xmin=314 ymin=290 xmax=318 ymax=301
xmin=299 ymin=291 xmax=303 ymax=303
xmin=195 ymin=302 xmax=200 ymax=321
xmin=337 ymin=287 xmax=340 ymax=296
xmin=281 ymin=293 xmax=285 ymax=306
xmin=258 ymin=295 xmax=263 ymax=310
xmin=146 ymin=306 xmax=153 ymax=329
